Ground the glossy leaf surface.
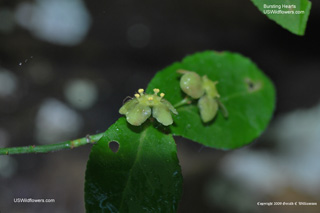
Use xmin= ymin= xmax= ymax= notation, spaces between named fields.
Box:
xmin=147 ymin=51 xmax=276 ymax=149
xmin=251 ymin=0 xmax=311 ymax=35
xmin=85 ymin=117 xmax=182 ymax=212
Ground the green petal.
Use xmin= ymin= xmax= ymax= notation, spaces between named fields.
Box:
xmin=161 ymin=99 xmax=178 ymax=115
xmin=153 ymin=104 xmax=173 ymax=126
xmin=202 ymin=75 xmax=219 ymax=98
xmin=180 ymin=72 xmax=204 ymax=99
xmin=119 ymin=98 xmax=139 ymax=115
xmin=126 ymin=104 xmax=151 ymax=126
xmin=198 ymin=95 xmax=218 ymax=123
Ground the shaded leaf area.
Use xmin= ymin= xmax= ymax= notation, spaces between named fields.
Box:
xmin=147 ymin=51 xmax=275 ymax=149
xmin=251 ymin=0 xmax=311 ymax=35
xmin=85 ymin=117 xmax=182 ymax=212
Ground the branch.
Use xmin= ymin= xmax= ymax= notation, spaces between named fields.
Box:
xmin=0 ymin=133 xmax=104 ymax=155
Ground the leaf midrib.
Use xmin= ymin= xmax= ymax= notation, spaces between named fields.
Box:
xmin=118 ymin=128 xmax=148 ymax=212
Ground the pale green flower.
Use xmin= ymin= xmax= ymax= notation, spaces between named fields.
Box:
xmin=119 ymin=88 xmax=178 ymax=126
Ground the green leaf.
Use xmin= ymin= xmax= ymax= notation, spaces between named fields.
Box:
xmin=147 ymin=51 xmax=276 ymax=149
xmin=85 ymin=117 xmax=182 ymax=212
xmin=251 ymin=0 xmax=312 ymax=35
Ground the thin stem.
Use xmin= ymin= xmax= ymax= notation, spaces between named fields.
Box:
xmin=173 ymin=97 xmax=192 ymax=108
xmin=216 ymin=99 xmax=229 ymax=118
xmin=0 ymin=132 xmax=104 ymax=155
xmin=176 ymin=69 xmax=190 ymax=74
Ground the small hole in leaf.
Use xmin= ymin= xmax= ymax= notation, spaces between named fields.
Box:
xmin=108 ymin=141 xmax=119 ymax=153
xmin=245 ymin=78 xmax=262 ymax=92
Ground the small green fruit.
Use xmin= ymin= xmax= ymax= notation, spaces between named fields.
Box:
xmin=180 ymin=72 xmax=204 ymax=99
xmin=178 ymin=70 xmax=227 ymax=123
xmin=198 ymin=95 xmax=218 ymax=123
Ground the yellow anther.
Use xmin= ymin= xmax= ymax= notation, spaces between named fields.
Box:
xmin=160 ymin=93 xmax=165 ymax=98
xmin=134 ymin=94 xmax=140 ymax=98
xmin=138 ymin=88 xmax=144 ymax=94
xmin=148 ymin=97 xmax=154 ymax=101
xmin=153 ymin=88 xmax=160 ymax=95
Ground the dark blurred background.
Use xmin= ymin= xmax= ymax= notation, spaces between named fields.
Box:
xmin=1 ymin=0 xmax=320 ymax=212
